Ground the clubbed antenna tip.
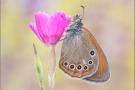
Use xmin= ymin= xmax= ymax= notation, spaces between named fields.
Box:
xmin=80 ymin=5 xmax=85 ymax=20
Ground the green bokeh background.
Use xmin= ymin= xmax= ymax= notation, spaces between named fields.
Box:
xmin=1 ymin=0 xmax=134 ymax=90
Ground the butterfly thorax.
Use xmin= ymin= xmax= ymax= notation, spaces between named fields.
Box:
xmin=66 ymin=15 xmax=83 ymax=36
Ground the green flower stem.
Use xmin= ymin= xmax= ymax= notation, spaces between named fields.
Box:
xmin=47 ymin=45 xmax=56 ymax=90
xmin=33 ymin=44 xmax=44 ymax=90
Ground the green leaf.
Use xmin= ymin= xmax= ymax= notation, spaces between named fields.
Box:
xmin=33 ymin=44 xmax=44 ymax=90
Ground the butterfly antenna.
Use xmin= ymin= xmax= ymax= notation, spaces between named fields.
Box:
xmin=81 ymin=5 xmax=85 ymax=20
xmin=61 ymin=15 xmax=74 ymax=22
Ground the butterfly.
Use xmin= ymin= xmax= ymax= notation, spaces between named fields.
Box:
xmin=59 ymin=6 xmax=110 ymax=83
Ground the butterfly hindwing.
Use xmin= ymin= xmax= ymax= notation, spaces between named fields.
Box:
xmin=83 ymin=28 xmax=110 ymax=83
xmin=59 ymin=27 xmax=99 ymax=78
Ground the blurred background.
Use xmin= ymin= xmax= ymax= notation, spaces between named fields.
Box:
xmin=1 ymin=0 xmax=134 ymax=90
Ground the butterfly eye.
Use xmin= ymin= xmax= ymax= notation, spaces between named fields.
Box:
xmin=84 ymin=65 xmax=88 ymax=70
xmin=76 ymin=64 xmax=83 ymax=71
xmin=63 ymin=61 xmax=69 ymax=67
xmin=88 ymin=60 xmax=93 ymax=65
xmin=69 ymin=64 xmax=75 ymax=70
xmin=89 ymin=50 xmax=95 ymax=57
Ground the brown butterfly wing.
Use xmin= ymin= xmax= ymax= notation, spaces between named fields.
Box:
xmin=83 ymin=28 xmax=110 ymax=83
xmin=59 ymin=28 xmax=99 ymax=78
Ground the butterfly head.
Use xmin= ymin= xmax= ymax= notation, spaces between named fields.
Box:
xmin=69 ymin=15 xmax=83 ymax=28
xmin=66 ymin=6 xmax=85 ymax=31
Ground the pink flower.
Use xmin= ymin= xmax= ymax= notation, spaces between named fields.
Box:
xmin=29 ymin=11 xmax=71 ymax=46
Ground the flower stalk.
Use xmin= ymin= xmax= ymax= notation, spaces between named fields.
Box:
xmin=47 ymin=45 xmax=56 ymax=90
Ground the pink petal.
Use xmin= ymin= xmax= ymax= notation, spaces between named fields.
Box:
xmin=47 ymin=12 xmax=61 ymax=43
xmin=57 ymin=12 xmax=71 ymax=36
xmin=35 ymin=11 xmax=49 ymax=43
xmin=48 ymin=11 xmax=61 ymax=36
xmin=29 ymin=23 xmax=46 ymax=44
xmin=54 ymin=12 xmax=71 ymax=42
xmin=48 ymin=12 xmax=71 ymax=44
